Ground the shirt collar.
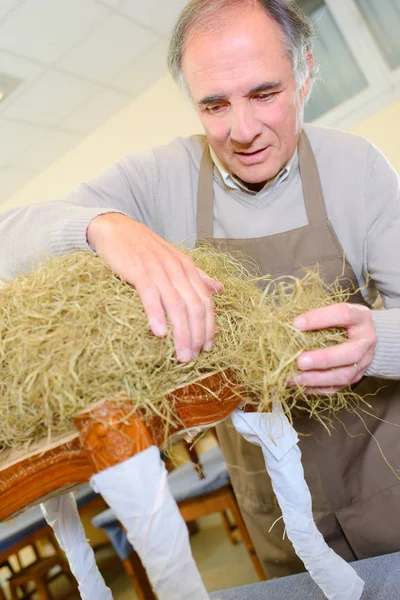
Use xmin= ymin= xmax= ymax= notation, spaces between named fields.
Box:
xmin=210 ymin=147 xmax=297 ymax=197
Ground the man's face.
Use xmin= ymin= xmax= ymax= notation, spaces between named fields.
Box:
xmin=182 ymin=6 xmax=312 ymax=187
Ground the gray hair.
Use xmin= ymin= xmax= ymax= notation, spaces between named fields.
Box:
xmin=168 ymin=0 xmax=316 ymax=92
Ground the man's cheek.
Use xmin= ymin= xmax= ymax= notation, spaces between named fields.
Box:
xmin=207 ymin=120 xmax=230 ymax=144
xmin=266 ymin=96 xmax=297 ymax=126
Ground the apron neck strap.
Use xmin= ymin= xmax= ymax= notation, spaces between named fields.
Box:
xmin=298 ymin=131 xmax=328 ymax=224
xmin=196 ymin=131 xmax=327 ymax=239
xmin=196 ymin=144 xmax=215 ymax=240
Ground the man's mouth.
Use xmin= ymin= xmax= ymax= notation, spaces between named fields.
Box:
xmin=236 ymin=148 xmax=266 ymax=155
xmin=235 ymin=146 xmax=270 ymax=164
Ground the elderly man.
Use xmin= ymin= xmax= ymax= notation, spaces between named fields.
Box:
xmin=1 ymin=0 xmax=400 ymax=579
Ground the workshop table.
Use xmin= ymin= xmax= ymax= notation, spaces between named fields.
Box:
xmin=210 ymin=551 xmax=400 ymax=599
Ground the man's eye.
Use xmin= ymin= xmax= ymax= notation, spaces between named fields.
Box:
xmin=207 ymin=104 xmax=225 ymax=114
xmin=256 ymin=93 xmax=273 ymax=101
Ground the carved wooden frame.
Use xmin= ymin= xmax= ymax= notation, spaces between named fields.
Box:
xmin=0 ymin=370 xmax=243 ymax=521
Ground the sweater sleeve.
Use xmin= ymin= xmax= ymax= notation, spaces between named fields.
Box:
xmin=363 ymin=146 xmax=400 ymax=379
xmin=0 ymin=149 xmax=162 ymax=280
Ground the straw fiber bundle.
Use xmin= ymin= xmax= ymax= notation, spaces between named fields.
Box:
xmin=0 ymin=247 xmax=362 ymax=451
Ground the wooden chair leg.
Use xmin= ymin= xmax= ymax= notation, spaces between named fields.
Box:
xmin=36 ymin=575 xmax=54 ymax=600
xmin=220 ymin=510 xmax=237 ymax=546
xmin=48 ymin=531 xmax=64 ymax=561
xmin=226 ymin=488 xmax=269 ymax=581
xmin=187 ymin=520 xmax=199 ymax=536
xmin=64 ymin=569 xmax=79 ymax=588
xmin=30 ymin=542 xmax=41 ymax=561
xmin=122 ymin=551 xmax=156 ymax=600
xmin=9 ymin=583 xmax=19 ymax=600
xmin=11 ymin=553 xmax=30 ymax=598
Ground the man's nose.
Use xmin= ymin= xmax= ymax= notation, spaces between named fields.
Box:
xmin=230 ymin=105 xmax=262 ymax=145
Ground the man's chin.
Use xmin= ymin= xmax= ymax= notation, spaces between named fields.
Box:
xmin=229 ymin=153 xmax=278 ymax=183
xmin=234 ymin=165 xmax=277 ymax=188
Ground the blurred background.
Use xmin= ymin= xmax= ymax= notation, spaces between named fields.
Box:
xmin=0 ymin=0 xmax=399 ymax=210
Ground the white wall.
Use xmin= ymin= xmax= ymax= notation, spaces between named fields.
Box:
xmin=1 ymin=74 xmax=201 ymax=211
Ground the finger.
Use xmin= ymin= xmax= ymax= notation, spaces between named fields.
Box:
xmin=123 ymin=261 xmax=168 ymax=338
xmin=137 ymin=281 xmax=168 ymax=337
xmin=135 ymin=261 xmax=192 ymax=363
xmin=293 ymin=303 xmax=371 ymax=332
xmin=302 ymin=386 xmax=344 ymax=396
xmin=197 ymin=267 xmax=224 ymax=294
xmin=160 ymin=284 xmax=192 ymax=362
xmin=296 ymin=338 xmax=372 ymax=371
xmin=293 ymin=365 xmax=366 ymax=388
xmin=162 ymin=257 xmax=206 ymax=357
xmin=183 ymin=262 xmax=216 ymax=352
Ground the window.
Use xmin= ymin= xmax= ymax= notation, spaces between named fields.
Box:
xmin=304 ymin=1 xmax=368 ymax=121
xmin=296 ymin=0 xmax=400 ymax=127
xmin=355 ymin=0 xmax=400 ymax=70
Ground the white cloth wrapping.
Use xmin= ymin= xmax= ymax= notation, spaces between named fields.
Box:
xmin=91 ymin=445 xmax=209 ymax=600
xmin=41 ymin=493 xmax=113 ymax=600
xmin=231 ymin=407 xmax=365 ymax=600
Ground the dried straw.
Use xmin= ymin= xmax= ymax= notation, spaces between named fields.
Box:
xmin=0 ymin=247 xmax=362 ymax=451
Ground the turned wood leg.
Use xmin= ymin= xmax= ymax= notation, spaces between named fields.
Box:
xmin=122 ymin=551 xmax=156 ymax=600
xmin=227 ymin=488 xmax=268 ymax=581
xmin=35 ymin=575 xmax=54 ymax=600
xmin=9 ymin=584 xmax=19 ymax=600
xmin=220 ymin=510 xmax=238 ymax=545
xmin=187 ymin=520 xmax=199 ymax=536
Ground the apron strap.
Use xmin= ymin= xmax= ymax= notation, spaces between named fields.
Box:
xmin=196 ymin=131 xmax=327 ymax=240
xmin=196 ymin=145 xmax=215 ymax=240
xmin=298 ymin=131 xmax=328 ymax=225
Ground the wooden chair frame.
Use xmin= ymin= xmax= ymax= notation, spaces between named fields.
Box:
xmin=0 ymin=371 xmax=266 ymax=598
xmin=0 ymin=372 xmax=241 ymax=520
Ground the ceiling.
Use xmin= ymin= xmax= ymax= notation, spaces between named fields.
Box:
xmin=0 ymin=0 xmax=188 ymax=205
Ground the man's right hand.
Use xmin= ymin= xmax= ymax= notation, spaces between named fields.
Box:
xmin=87 ymin=213 xmax=223 ymax=363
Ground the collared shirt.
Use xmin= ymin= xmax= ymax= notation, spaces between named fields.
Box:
xmin=210 ymin=146 xmax=297 ymax=197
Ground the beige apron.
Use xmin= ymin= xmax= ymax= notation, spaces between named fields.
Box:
xmin=196 ymin=132 xmax=400 ymax=578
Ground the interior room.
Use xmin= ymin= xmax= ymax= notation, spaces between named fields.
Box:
xmin=0 ymin=1 xmax=399 ymax=599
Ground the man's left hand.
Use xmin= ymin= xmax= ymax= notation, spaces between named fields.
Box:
xmin=291 ymin=303 xmax=377 ymax=395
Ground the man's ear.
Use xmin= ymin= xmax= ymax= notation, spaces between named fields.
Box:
xmin=302 ymin=51 xmax=314 ymax=98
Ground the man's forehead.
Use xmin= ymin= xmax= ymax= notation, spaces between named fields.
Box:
xmin=186 ymin=51 xmax=290 ymax=104
xmin=182 ymin=9 xmax=292 ymax=98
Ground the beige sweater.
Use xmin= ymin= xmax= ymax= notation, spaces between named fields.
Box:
xmin=1 ymin=124 xmax=399 ymax=378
